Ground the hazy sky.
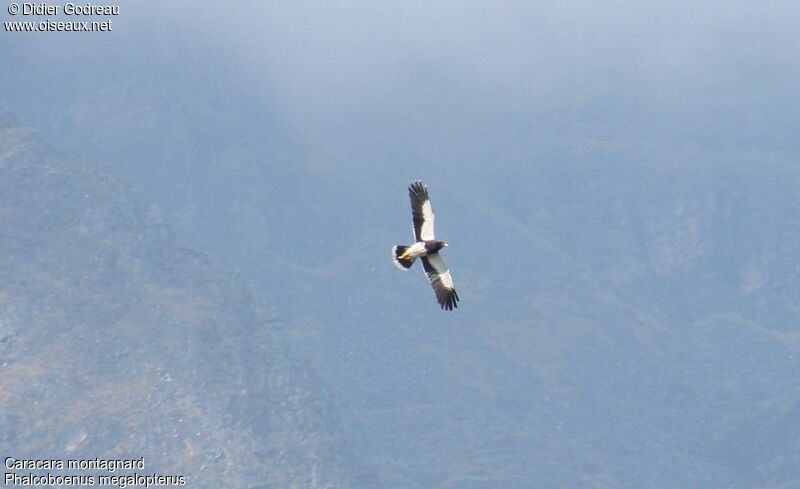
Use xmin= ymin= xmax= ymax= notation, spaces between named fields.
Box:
xmin=8 ymin=0 xmax=800 ymax=170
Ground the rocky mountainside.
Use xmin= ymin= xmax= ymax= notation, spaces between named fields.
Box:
xmin=5 ymin=84 xmax=800 ymax=488
xmin=0 ymin=123 xmax=378 ymax=489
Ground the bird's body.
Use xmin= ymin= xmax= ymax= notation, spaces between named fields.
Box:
xmin=392 ymin=181 xmax=459 ymax=310
xmin=392 ymin=240 xmax=448 ymax=272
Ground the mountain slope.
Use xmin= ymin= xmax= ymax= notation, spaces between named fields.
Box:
xmin=0 ymin=123 xmax=378 ymax=489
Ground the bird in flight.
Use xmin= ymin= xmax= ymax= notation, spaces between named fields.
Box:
xmin=392 ymin=180 xmax=459 ymax=310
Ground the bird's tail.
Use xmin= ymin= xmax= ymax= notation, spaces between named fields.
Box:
xmin=392 ymin=245 xmax=416 ymax=271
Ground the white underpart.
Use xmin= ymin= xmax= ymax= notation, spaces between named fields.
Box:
xmin=420 ymin=200 xmax=436 ymax=240
xmin=425 ymin=253 xmax=455 ymax=291
xmin=407 ymin=241 xmax=427 ymax=258
xmin=438 ymin=270 xmax=454 ymax=289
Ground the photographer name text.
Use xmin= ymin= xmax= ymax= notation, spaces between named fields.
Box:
xmin=10 ymin=2 xmax=118 ymax=16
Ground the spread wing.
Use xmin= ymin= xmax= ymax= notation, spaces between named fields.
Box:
xmin=421 ymin=253 xmax=459 ymax=311
xmin=409 ymin=180 xmax=435 ymax=241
